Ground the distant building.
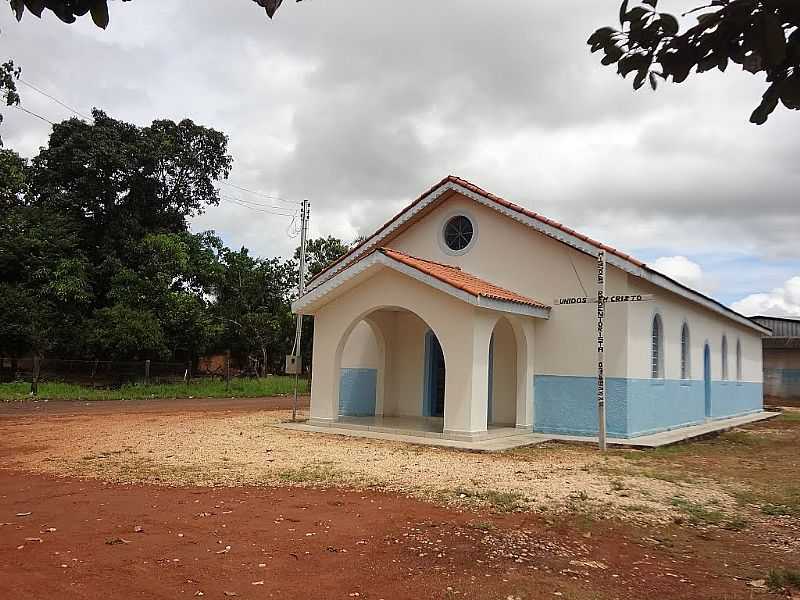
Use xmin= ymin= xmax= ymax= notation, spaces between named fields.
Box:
xmin=750 ymin=316 xmax=800 ymax=404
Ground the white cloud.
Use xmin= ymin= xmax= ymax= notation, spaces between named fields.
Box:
xmin=731 ymin=277 xmax=800 ymax=317
xmin=652 ymin=256 xmax=717 ymax=295
xmin=3 ymin=0 xmax=800 ymax=282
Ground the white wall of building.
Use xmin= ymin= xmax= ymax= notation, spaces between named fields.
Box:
xmin=389 ymin=194 xmax=630 ymax=378
xmin=627 ymin=276 xmax=763 ymax=383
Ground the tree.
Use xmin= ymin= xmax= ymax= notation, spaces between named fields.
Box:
xmin=297 ymin=236 xmax=352 ymax=279
xmin=214 ymin=248 xmax=296 ymax=374
xmin=0 ymin=60 xmax=20 ymax=145
xmin=0 ymin=112 xmax=234 ymax=362
xmin=588 ymin=1 xmax=800 ymax=124
xmin=8 ymin=0 xmax=300 ymax=28
xmin=85 ymin=304 xmax=169 ymax=360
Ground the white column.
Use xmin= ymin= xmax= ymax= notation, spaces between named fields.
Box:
xmin=308 ymin=313 xmax=341 ymax=425
xmin=514 ymin=318 xmax=536 ymax=429
xmin=442 ymin=309 xmax=495 ymax=438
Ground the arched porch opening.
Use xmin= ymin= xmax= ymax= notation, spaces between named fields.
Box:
xmin=488 ymin=316 xmax=519 ymax=426
xmin=335 ymin=306 xmax=446 ymax=433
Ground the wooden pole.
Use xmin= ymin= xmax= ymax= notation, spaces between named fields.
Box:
xmin=30 ymin=356 xmax=41 ymax=396
xmin=144 ymin=359 xmax=151 ymax=386
xmin=225 ymin=352 xmax=231 ymax=392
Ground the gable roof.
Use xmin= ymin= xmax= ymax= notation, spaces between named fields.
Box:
xmin=379 ymin=248 xmax=548 ymax=310
xmin=292 ymin=247 xmax=550 ymax=319
xmin=303 ymin=176 xmax=769 ymax=335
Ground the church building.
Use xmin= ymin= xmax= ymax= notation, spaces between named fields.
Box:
xmin=292 ymin=176 xmax=768 ymax=441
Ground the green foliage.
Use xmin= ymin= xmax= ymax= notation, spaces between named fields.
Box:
xmin=8 ymin=0 xmax=299 ymax=27
xmin=298 ymin=236 xmax=353 ymax=278
xmin=0 ymin=108 xmax=352 ymax=375
xmin=0 ymin=376 xmax=308 ymax=401
xmin=767 ymin=568 xmax=800 ymax=592
xmin=86 ymin=304 xmax=169 ymax=360
xmin=0 ymin=60 xmax=21 ymax=145
xmin=214 ymin=248 xmax=296 ymax=373
xmin=588 ymin=1 xmax=800 ymax=123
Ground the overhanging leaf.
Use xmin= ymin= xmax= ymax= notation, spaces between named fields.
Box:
xmin=90 ymin=0 xmax=109 ymax=29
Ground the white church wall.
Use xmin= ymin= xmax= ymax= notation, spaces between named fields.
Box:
xmin=390 ymin=193 xmax=631 ymax=379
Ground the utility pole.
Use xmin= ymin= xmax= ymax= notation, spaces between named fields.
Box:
xmin=291 ymin=199 xmax=310 ymax=421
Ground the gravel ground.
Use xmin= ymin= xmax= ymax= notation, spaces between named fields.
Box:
xmin=2 ymin=408 xmax=737 ymax=522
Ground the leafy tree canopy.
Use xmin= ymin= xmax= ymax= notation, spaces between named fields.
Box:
xmin=297 ymin=236 xmax=352 ymax=279
xmin=8 ymin=0 xmax=300 ymax=28
xmin=589 ymin=0 xmax=800 ymax=124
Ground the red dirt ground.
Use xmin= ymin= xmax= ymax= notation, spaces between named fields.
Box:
xmin=0 ymin=397 xmax=795 ymax=599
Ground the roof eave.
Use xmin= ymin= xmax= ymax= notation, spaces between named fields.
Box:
xmin=293 ymin=252 xmax=550 ymax=319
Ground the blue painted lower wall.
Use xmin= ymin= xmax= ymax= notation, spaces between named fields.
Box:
xmin=534 ymin=374 xmax=762 ymax=438
xmin=533 ymin=376 xmax=629 ymax=437
xmin=339 ymin=368 xmax=377 ymax=417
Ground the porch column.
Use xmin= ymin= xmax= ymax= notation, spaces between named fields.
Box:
xmin=442 ymin=309 xmax=495 ymax=438
xmin=514 ymin=318 xmax=536 ymax=429
xmin=308 ymin=312 xmax=341 ymax=424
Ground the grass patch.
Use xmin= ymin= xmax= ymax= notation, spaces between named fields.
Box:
xmin=466 ymin=521 xmax=495 ymax=532
xmin=621 ymin=503 xmax=656 ymax=514
xmin=767 ymin=568 xmax=800 ymax=592
xmin=778 ymin=411 xmax=800 ymax=423
xmin=0 ymin=377 xmax=308 ymax=402
xmin=670 ymin=497 xmax=726 ymax=526
xmin=277 ymin=462 xmax=340 ymax=484
xmin=761 ymin=503 xmax=797 ymax=517
xmin=452 ymin=488 xmax=527 ymax=512
xmin=600 ymin=464 xmax=696 ymax=485
xmin=722 ymin=515 xmax=749 ymax=531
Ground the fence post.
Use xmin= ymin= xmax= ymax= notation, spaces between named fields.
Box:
xmin=30 ymin=356 xmax=41 ymax=396
xmin=225 ymin=351 xmax=231 ymax=392
xmin=144 ymin=359 xmax=151 ymax=386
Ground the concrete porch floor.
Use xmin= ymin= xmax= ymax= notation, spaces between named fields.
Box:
xmin=276 ymin=410 xmax=780 ymax=452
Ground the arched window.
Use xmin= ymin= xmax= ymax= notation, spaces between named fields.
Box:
xmin=680 ymin=323 xmax=691 ymax=380
xmin=736 ymin=339 xmax=742 ymax=381
xmin=651 ymin=314 xmax=664 ymax=379
xmin=721 ymin=335 xmax=729 ymax=380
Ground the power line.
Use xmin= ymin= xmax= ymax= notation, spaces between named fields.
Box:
xmin=15 ymin=105 xmax=54 ymax=125
xmin=219 ymin=180 xmax=300 ymax=205
xmin=219 ymin=194 xmax=297 ymax=217
xmin=218 ymin=191 xmax=297 ymax=213
xmin=219 ymin=193 xmax=297 ymax=215
xmin=18 ymin=78 xmax=91 ymax=120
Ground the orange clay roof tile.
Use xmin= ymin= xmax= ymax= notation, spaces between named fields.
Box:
xmin=379 ymin=248 xmax=549 ymax=310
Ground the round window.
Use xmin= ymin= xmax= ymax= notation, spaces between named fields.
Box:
xmin=443 ymin=215 xmax=474 ymax=252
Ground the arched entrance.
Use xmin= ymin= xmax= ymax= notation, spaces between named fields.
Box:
xmin=424 ymin=330 xmax=446 ymax=418
xmin=487 ymin=316 xmax=518 ymax=426
xmin=336 ymin=307 xmax=445 ymax=432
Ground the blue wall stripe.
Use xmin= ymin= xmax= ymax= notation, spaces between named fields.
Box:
xmin=534 ymin=374 xmax=762 ymax=439
xmin=339 ymin=368 xmax=377 ymax=417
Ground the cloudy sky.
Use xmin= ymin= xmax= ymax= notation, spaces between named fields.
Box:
xmin=2 ymin=0 xmax=799 ymax=315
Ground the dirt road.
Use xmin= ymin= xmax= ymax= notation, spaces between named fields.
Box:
xmin=0 ymin=398 xmax=797 ymax=599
